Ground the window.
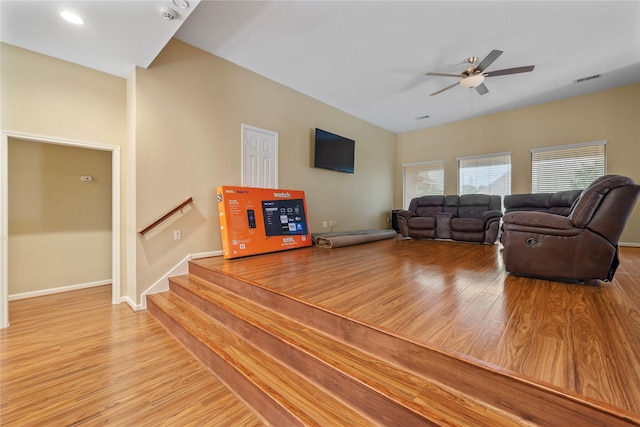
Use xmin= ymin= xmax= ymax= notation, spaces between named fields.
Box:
xmin=458 ymin=152 xmax=511 ymax=202
xmin=531 ymin=140 xmax=606 ymax=192
xmin=403 ymin=160 xmax=444 ymax=208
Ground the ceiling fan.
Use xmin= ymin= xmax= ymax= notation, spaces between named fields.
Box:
xmin=427 ymin=50 xmax=534 ymax=96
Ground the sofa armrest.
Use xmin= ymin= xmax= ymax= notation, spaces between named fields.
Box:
xmin=480 ymin=209 xmax=504 ymax=221
xmin=395 ymin=209 xmax=416 ymax=237
xmin=396 ymin=209 xmax=417 ymax=221
xmin=503 ymin=211 xmax=575 ymax=230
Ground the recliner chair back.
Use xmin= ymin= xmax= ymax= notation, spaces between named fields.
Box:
xmin=569 ymin=175 xmax=640 ymax=244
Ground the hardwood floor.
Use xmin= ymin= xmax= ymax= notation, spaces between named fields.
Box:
xmin=193 ymin=238 xmax=640 ymax=416
xmin=0 ymin=286 xmax=265 ymax=426
xmin=2 ymin=239 xmax=639 ymax=425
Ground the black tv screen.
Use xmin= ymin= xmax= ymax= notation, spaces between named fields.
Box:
xmin=314 ymin=128 xmax=355 ymax=174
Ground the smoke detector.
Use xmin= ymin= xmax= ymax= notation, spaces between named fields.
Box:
xmin=160 ymin=7 xmax=177 ymax=20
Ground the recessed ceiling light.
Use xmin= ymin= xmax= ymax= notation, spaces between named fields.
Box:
xmin=60 ymin=11 xmax=84 ymax=25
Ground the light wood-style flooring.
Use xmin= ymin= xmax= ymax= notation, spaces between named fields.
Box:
xmin=194 ymin=238 xmax=640 ymax=416
xmin=0 ymin=286 xmax=265 ymax=426
xmin=1 ymin=238 xmax=639 ymax=424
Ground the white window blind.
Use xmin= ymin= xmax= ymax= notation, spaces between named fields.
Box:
xmin=531 ymin=141 xmax=606 ymax=192
xmin=458 ymin=152 xmax=511 ymax=199
xmin=403 ymin=160 xmax=444 ymax=208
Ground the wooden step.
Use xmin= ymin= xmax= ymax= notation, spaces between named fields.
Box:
xmin=187 ymin=259 xmax=640 ymax=426
xmin=147 ymin=290 xmax=375 ymax=427
xmin=168 ymin=273 xmax=524 ymax=426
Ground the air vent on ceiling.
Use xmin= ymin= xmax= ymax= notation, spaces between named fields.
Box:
xmin=575 ymin=74 xmax=601 ymax=83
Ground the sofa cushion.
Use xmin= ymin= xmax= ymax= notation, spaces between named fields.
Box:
xmin=504 ymin=193 xmax=551 ymax=212
xmin=450 ymin=217 xmax=485 ymax=232
xmin=549 ymin=189 xmax=582 ymax=208
xmin=408 ymin=216 xmax=436 ymax=230
xmin=457 ymin=194 xmax=493 ymax=218
xmin=548 ymin=190 xmax=582 ymax=216
xmin=443 ymin=195 xmax=459 ymax=215
xmin=504 ymin=189 xmax=582 ymax=216
xmin=410 ymin=195 xmax=445 ymax=217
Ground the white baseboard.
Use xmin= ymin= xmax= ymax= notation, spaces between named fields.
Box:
xmin=8 ymin=279 xmax=111 ymax=301
xmin=191 ymin=250 xmax=224 ymax=260
xmin=140 ymin=250 xmax=222 ymax=310
xmin=120 ymin=295 xmax=142 ymax=311
xmin=620 ymin=242 xmax=640 ymax=248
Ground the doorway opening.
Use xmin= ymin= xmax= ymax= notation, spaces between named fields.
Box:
xmin=1 ymin=131 xmax=121 ymax=328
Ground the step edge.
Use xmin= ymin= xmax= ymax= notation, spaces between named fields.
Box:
xmin=147 ymin=292 xmax=377 ymax=426
xmin=186 ymin=261 xmax=640 ymax=426
xmin=168 ymin=274 xmax=524 ymax=426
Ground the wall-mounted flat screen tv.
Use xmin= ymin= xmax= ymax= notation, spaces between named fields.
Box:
xmin=314 ymin=128 xmax=355 ymax=174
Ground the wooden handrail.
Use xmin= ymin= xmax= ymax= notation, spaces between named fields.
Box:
xmin=138 ymin=197 xmax=194 ymax=236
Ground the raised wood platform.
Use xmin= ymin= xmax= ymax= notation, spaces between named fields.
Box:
xmin=148 ymin=238 xmax=640 ymax=425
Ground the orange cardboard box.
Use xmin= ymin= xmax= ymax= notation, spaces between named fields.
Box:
xmin=216 ymin=186 xmax=312 ymax=259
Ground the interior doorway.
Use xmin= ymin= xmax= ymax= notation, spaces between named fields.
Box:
xmin=0 ymin=131 xmax=121 ymax=328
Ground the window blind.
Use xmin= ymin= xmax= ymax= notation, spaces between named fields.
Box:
xmin=403 ymin=160 xmax=444 ymax=208
xmin=457 ymin=152 xmax=511 ymax=199
xmin=531 ymin=141 xmax=606 ymax=192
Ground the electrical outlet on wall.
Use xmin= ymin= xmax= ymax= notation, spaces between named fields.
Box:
xmin=322 ymin=221 xmax=328 ymax=228
xmin=173 ymin=230 xmax=181 ymax=240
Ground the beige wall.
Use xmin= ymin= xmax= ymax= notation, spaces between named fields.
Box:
xmin=8 ymin=139 xmax=112 ymax=294
xmin=395 ymin=83 xmax=640 ymax=243
xmin=133 ymin=39 xmax=396 ymax=297
xmin=1 ymin=43 xmax=128 ymax=297
xmin=1 ymin=44 xmax=125 ymax=141
xmin=3 ymin=39 xmax=638 ymax=305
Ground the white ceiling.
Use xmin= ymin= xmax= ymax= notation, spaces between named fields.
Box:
xmin=2 ymin=1 xmax=639 ymax=133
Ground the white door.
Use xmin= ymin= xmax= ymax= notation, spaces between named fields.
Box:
xmin=242 ymin=124 xmax=278 ymax=189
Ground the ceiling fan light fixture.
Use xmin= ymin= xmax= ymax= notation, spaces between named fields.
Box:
xmin=460 ymin=74 xmax=485 ymax=89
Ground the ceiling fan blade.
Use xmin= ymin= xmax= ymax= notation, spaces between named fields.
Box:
xmin=430 ymin=82 xmax=460 ymax=96
xmin=475 ymin=49 xmax=503 ymax=73
xmin=475 ymin=83 xmax=489 ymax=96
xmin=485 ymin=65 xmax=535 ymax=77
xmin=426 ymin=72 xmax=461 ymax=78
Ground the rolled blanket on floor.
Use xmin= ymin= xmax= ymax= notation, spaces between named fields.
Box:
xmin=312 ymin=229 xmax=398 ymax=248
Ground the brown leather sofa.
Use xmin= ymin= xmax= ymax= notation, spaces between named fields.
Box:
xmin=504 ymin=189 xmax=582 ymax=216
xmin=501 ymin=175 xmax=640 ymax=282
xmin=397 ymin=194 xmax=503 ymax=244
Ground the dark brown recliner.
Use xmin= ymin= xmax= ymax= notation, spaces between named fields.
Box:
xmin=501 ymin=175 xmax=640 ymax=282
